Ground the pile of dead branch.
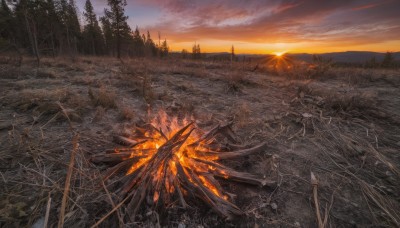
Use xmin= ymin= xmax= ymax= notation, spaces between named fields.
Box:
xmin=91 ymin=121 xmax=275 ymax=225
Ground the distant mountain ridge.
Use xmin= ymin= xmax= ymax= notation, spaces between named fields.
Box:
xmin=202 ymin=51 xmax=400 ymax=63
xmin=286 ymin=51 xmax=400 ymax=63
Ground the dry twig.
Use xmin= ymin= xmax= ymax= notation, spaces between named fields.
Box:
xmin=44 ymin=194 xmax=52 ymax=228
xmin=57 ymin=134 xmax=79 ymax=228
xmin=311 ymin=172 xmax=325 ymax=228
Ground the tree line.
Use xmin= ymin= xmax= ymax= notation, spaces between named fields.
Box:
xmin=363 ymin=52 xmax=398 ymax=68
xmin=311 ymin=53 xmax=398 ymax=69
xmin=0 ymin=0 xmax=169 ymax=62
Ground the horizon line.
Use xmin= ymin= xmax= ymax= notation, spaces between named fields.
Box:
xmin=169 ymin=50 xmax=400 ymax=55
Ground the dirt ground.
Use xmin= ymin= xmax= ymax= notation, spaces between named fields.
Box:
xmin=0 ymin=57 xmax=399 ymax=227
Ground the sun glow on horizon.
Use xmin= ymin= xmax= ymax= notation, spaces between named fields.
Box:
xmin=274 ymin=51 xmax=287 ymax=57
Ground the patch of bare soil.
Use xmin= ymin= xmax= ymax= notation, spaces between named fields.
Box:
xmin=0 ymin=57 xmax=399 ymax=227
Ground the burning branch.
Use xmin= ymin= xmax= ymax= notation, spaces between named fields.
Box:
xmin=92 ymin=111 xmax=275 ymax=223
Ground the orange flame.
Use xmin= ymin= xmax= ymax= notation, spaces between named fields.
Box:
xmin=123 ymin=110 xmax=227 ymax=201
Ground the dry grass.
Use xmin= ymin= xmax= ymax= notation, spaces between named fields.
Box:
xmin=222 ymin=66 xmax=263 ymax=95
xmin=0 ymin=52 xmax=22 ymax=66
xmin=248 ymin=56 xmax=333 ymax=80
xmin=286 ymin=62 xmax=332 ymax=80
xmin=93 ymin=106 xmax=106 ymax=122
xmin=327 ymin=67 xmax=400 ymax=86
xmin=116 ymin=61 xmax=158 ymax=105
xmin=153 ymin=59 xmax=208 ymax=78
xmin=278 ymin=62 xmax=400 ymax=88
xmin=224 ymin=70 xmax=250 ymax=93
xmin=114 ymin=66 xmax=142 ymax=89
xmin=71 ymin=74 xmax=96 ymax=86
xmin=142 ymin=74 xmax=156 ymax=104
xmin=88 ymin=86 xmax=117 ymax=109
xmin=35 ymin=69 xmax=57 ymax=79
xmin=0 ymin=65 xmax=32 ymax=79
xmin=1 ymin=86 xmax=90 ymax=125
xmin=65 ymin=91 xmax=91 ymax=120
xmin=295 ymin=78 xmax=400 ymax=125
xmin=273 ymin=83 xmax=400 ymax=226
xmin=232 ymin=102 xmax=251 ymax=128
xmin=4 ymin=88 xmax=68 ymax=113
xmin=118 ymin=104 xmax=136 ymax=121
xmin=1 ymin=56 xmax=399 ymax=227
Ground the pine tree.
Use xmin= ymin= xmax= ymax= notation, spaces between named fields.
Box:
xmin=83 ymin=0 xmax=104 ymax=55
xmin=381 ymin=52 xmax=394 ymax=68
xmin=231 ymin=45 xmax=235 ymax=64
xmin=57 ymin=0 xmax=81 ymax=55
xmin=181 ymin=49 xmax=188 ymax=59
xmin=104 ymin=0 xmax=130 ymax=58
xmin=58 ymin=0 xmax=69 ymax=51
xmin=142 ymin=33 xmax=146 ymax=43
xmin=192 ymin=43 xmax=196 ymax=58
xmin=1 ymin=0 xmax=168 ymax=59
xmin=132 ymin=26 xmax=144 ymax=57
xmin=100 ymin=15 xmax=113 ymax=56
xmin=14 ymin=0 xmax=42 ymax=63
xmin=192 ymin=43 xmax=201 ymax=59
xmin=364 ymin=56 xmax=377 ymax=68
xmin=0 ymin=0 xmax=13 ymax=40
xmin=67 ymin=0 xmax=81 ymax=54
xmin=144 ymin=31 xmax=157 ymax=57
xmin=0 ymin=0 xmax=23 ymax=62
xmin=197 ymin=44 xmax=201 ymax=58
xmin=44 ymin=0 xmax=62 ymax=56
xmin=160 ymin=38 xmax=168 ymax=57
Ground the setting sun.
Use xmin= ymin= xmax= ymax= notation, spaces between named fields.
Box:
xmin=274 ymin=52 xmax=286 ymax=57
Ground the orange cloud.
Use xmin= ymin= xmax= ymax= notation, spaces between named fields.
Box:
xmin=352 ymin=3 xmax=380 ymax=11
xmin=83 ymin=0 xmax=400 ymax=54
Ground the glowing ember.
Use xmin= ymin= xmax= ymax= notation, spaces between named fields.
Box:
xmin=92 ymin=110 xmax=275 ymax=220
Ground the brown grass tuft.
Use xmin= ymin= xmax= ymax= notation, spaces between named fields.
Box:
xmin=4 ymin=88 xmax=68 ymax=113
xmin=232 ymin=102 xmax=251 ymax=127
xmin=35 ymin=69 xmax=57 ymax=79
xmin=142 ymin=74 xmax=156 ymax=104
xmin=88 ymin=87 xmax=117 ymax=109
xmin=224 ymin=71 xmax=248 ymax=93
xmin=118 ymin=104 xmax=136 ymax=121
xmin=93 ymin=106 xmax=106 ymax=122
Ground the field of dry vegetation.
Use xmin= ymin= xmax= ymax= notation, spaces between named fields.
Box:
xmin=0 ymin=56 xmax=399 ymax=227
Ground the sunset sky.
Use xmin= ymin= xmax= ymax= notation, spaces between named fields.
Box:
xmin=76 ymin=0 xmax=400 ymax=54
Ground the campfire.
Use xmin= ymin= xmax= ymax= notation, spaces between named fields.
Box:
xmin=92 ymin=110 xmax=275 ymax=221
